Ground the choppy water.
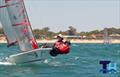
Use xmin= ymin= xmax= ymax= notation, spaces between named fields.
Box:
xmin=0 ymin=43 xmax=120 ymax=77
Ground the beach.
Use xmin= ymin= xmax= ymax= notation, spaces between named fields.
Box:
xmin=37 ymin=39 xmax=120 ymax=43
xmin=0 ymin=39 xmax=120 ymax=44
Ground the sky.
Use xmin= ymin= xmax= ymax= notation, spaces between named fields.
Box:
xmin=0 ymin=0 xmax=120 ymax=32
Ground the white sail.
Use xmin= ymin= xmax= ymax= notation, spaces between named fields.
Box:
xmin=0 ymin=0 xmax=38 ymax=51
xmin=103 ymin=28 xmax=110 ymax=44
xmin=0 ymin=0 xmax=17 ymax=46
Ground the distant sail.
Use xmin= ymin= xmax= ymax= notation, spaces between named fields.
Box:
xmin=0 ymin=0 xmax=17 ymax=46
xmin=0 ymin=0 xmax=38 ymax=51
xmin=103 ymin=28 xmax=110 ymax=44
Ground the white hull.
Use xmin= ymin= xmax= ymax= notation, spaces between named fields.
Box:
xmin=6 ymin=48 xmax=52 ymax=64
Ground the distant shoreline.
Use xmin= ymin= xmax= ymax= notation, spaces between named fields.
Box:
xmin=0 ymin=39 xmax=120 ymax=44
xmin=37 ymin=39 xmax=120 ymax=44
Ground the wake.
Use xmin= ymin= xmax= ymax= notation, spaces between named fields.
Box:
xmin=0 ymin=57 xmax=15 ymax=66
xmin=0 ymin=61 xmax=14 ymax=66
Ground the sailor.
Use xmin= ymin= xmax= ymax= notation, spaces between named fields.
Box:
xmin=50 ymin=34 xmax=71 ymax=57
xmin=30 ymin=38 xmax=38 ymax=49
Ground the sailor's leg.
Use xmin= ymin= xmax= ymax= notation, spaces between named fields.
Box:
xmin=49 ymin=48 xmax=59 ymax=57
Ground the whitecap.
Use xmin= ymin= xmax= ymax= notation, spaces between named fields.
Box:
xmin=74 ymin=56 xmax=79 ymax=60
xmin=0 ymin=61 xmax=15 ymax=66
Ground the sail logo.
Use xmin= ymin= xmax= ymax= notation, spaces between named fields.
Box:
xmin=99 ymin=60 xmax=117 ymax=74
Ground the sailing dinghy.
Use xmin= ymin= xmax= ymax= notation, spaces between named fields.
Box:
xmin=0 ymin=0 xmax=52 ymax=64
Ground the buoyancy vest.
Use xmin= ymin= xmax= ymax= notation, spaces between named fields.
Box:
xmin=54 ymin=41 xmax=70 ymax=54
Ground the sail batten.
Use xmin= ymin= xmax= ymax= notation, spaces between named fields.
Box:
xmin=12 ymin=21 xmax=30 ymax=26
xmin=0 ymin=0 xmax=38 ymax=51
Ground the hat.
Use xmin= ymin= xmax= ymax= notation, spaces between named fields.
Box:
xmin=57 ymin=34 xmax=62 ymax=37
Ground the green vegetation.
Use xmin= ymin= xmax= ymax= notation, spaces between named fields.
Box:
xmin=0 ymin=26 xmax=120 ymax=39
xmin=79 ymin=28 xmax=120 ymax=36
xmin=33 ymin=27 xmax=55 ymax=39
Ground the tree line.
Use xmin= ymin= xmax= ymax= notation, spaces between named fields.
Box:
xmin=0 ymin=26 xmax=120 ymax=39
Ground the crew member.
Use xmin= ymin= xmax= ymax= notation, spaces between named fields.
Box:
xmin=30 ymin=38 xmax=38 ymax=49
xmin=50 ymin=34 xmax=71 ymax=57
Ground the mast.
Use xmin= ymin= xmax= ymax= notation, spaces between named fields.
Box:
xmin=0 ymin=0 xmax=38 ymax=51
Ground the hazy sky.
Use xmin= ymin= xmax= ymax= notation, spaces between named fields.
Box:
xmin=0 ymin=0 xmax=120 ymax=32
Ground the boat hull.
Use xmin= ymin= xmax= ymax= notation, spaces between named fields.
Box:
xmin=6 ymin=48 xmax=52 ymax=64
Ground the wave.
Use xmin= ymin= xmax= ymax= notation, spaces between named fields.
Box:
xmin=0 ymin=61 xmax=15 ymax=66
xmin=0 ymin=57 xmax=15 ymax=66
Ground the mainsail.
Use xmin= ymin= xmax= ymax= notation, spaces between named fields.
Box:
xmin=0 ymin=0 xmax=38 ymax=51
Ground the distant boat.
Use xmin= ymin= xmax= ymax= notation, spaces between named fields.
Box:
xmin=0 ymin=0 xmax=52 ymax=64
xmin=103 ymin=28 xmax=111 ymax=44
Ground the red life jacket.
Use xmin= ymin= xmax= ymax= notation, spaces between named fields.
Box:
xmin=55 ymin=42 xmax=70 ymax=54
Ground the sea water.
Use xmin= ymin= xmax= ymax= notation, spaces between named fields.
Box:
xmin=0 ymin=43 xmax=120 ymax=77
